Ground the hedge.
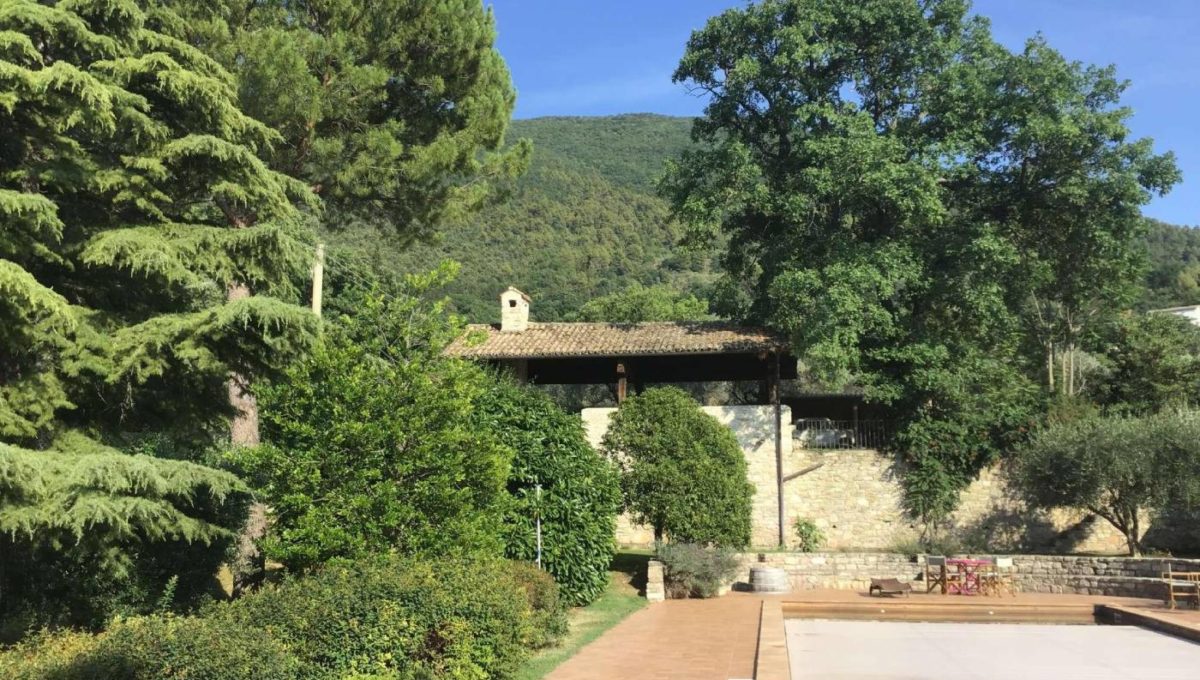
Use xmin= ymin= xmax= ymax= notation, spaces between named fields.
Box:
xmin=0 ymin=557 xmax=557 ymax=680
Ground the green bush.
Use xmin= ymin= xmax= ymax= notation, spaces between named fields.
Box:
xmin=0 ymin=616 xmax=301 ymax=680
xmin=603 ymin=387 xmax=753 ymax=547
xmin=215 ymin=555 xmax=533 ymax=679
xmin=233 ymin=272 xmax=513 ymax=570
xmin=0 ymin=629 xmax=102 ymax=680
xmin=1 ymin=558 xmax=555 ymax=680
xmin=656 ymin=543 xmax=741 ymax=599
xmin=792 ymin=518 xmax=825 ymax=552
xmin=508 ymin=561 xmax=568 ymax=649
xmin=475 ymin=379 xmax=621 ymax=605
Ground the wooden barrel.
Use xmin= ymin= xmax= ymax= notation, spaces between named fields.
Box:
xmin=749 ymin=565 xmax=789 ymax=593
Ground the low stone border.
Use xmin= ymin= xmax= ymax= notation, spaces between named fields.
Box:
xmin=753 ymin=599 xmax=790 ymax=680
xmin=736 ymin=552 xmax=1200 ymax=599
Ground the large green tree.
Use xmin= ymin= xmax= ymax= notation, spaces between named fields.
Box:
xmin=0 ymin=0 xmax=313 ymax=631
xmin=157 ymin=0 xmax=530 ymax=246
xmin=662 ymin=0 xmax=1178 ymax=521
xmin=1092 ymin=312 xmax=1200 ymax=415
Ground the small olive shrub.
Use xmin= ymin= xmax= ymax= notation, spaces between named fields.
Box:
xmin=656 ymin=543 xmax=741 ymax=599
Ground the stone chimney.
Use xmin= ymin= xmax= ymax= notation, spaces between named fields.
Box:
xmin=500 ymin=287 xmax=531 ymax=332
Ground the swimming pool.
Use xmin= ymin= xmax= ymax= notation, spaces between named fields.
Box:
xmin=786 ymin=619 xmax=1200 ymax=679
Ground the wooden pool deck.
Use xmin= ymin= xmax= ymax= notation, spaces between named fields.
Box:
xmin=783 ymin=589 xmax=1167 ymax=625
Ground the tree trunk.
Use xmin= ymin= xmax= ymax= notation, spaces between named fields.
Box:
xmin=226 ymin=282 xmax=266 ymax=595
xmin=226 ymin=283 xmax=260 ymax=446
xmin=1127 ymin=512 xmax=1142 ymax=557
xmin=1060 ymin=346 xmax=1067 ymax=395
xmin=1124 ymin=532 xmax=1141 ymax=557
xmin=1046 ymin=342 xmax=1055 ymax=393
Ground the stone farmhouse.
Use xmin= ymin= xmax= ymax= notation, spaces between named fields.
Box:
xmin=446 ymin=288 xmax=1129 ymax=553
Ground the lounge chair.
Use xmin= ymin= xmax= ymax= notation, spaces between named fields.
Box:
xmin=869 ymin=578 xmax=912 ymax=597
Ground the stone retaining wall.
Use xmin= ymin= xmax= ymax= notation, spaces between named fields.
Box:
xmin=585 ymin=405 xmax=1129 ymax=553
xmin=737 ymin=552 xmax=1200 ymax=599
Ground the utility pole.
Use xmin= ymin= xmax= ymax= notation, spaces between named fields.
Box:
xmin=311 ymin=242 xmax=325 ymax=317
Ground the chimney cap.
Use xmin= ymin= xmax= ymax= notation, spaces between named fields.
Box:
xmin=501 ymin=286 xmax=531 ymax=303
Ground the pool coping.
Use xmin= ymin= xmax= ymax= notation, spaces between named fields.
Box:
xmin=754 ymin=599 xmax=791 ymax=680
xmin=1096 ymin=604 xmax=1200 ymax=644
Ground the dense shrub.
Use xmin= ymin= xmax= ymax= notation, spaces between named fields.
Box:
xmin=0 ymin=616 xmax=300 ymax=680
xmin=0 ymin=629 xmax=102 ymax=680
xmin=508 ymin=561 xmax=569 ymax=649
xmin=793 ymin=518 xmax=825 ymax=552
xmin=1 ymin=557 xmax=554 ymax=680
xmin=214 ymin=556 xmax=534 ymax=679
xmin=231 ymin=271 xmax=513 ymax=570
xmin=475 ymin=379 xmax=621 ymax=605
xmin=603 ymin=387 xmax=753 ymax=547
xmin=656 ymin=543 xmax=741 ymax=599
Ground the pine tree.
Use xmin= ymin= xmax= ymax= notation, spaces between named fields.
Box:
xmin=0 ymin=0 xmax=317 ymax=629
xmin=157 ymin=0 xmax=531 ymax=246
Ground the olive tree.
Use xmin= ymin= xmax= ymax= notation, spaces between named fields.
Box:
xmin=1011 ymin=411 xmax=1200 ymax=555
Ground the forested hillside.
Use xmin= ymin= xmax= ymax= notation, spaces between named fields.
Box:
xmin=324 ymin=114 xmax=1198 ymax=321
xmin=1144 ymin=219 xmax=1200 ymax=309
xmin=324 ymin=114 xmax=709 ymax=322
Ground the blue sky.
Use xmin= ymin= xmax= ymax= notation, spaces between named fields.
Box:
xmin=489 ymin=0 xmax=1199 ymax=225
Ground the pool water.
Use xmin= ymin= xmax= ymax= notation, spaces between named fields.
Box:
xmin=786 ymin=619 xmax=1200 ymax=679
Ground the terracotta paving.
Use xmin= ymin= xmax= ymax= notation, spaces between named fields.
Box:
xmin=546 ymin=592 xmax=765 ymax=680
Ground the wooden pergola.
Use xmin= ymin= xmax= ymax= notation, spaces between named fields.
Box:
xmin=446 ymin=320 xmax=798 ymax=545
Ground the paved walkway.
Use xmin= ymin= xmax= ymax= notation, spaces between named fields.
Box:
xmin=546 ymin=592 xmax=765 ymax=680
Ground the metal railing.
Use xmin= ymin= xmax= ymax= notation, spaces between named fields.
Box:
xmin=793 ymin=418 xmax=890 ymax=450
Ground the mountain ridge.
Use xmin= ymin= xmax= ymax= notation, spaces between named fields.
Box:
xmin=326 ymin=114 xmax=1198 ymax=321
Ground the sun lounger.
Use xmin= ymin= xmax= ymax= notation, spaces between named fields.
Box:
xmin=869 ymin=578 xmax=912 ymax=597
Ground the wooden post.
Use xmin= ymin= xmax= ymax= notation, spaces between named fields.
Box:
xmin=770 ymin=351 xmax=784 ymax=547
xmin=616 ymin=362 xmax=628 ymax=404
xmin=311 ymin=242 xmax=325 ymax=317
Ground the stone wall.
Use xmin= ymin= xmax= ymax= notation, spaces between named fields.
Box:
xmin=784 ymin=449 xmax=1127 ymax=554
xmin=585 ymin=405 xmax=1127 ymax=552
xmin=736 ymin=552 xmax=1200 ymax=599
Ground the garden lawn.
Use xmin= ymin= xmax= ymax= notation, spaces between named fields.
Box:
xmin=516 ymin=552 xmax=649 ymax=680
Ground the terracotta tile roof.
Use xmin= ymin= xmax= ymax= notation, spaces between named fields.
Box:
xmin=445 ymin=322 xmax=789 ymax=360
